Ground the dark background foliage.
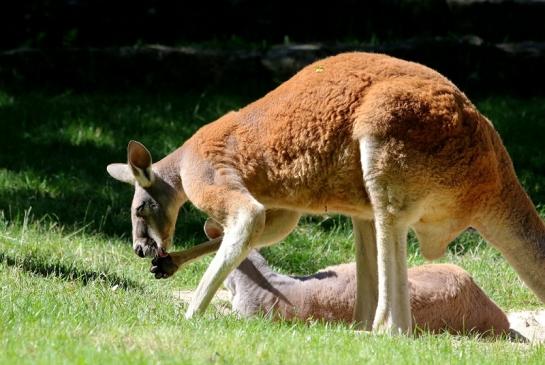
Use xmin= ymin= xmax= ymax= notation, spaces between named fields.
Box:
xmin=0 ymin=1 xmax=543 ymax=240
xmin=2 ymin=0 xmax=544 ymax=49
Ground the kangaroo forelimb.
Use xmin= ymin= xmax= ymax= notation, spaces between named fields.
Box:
xmin=150 ymin=237 xmax=222 ymax=279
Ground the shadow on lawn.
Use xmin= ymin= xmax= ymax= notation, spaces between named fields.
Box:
xmin=0 ymin=89 xmax=252 ymax=240
xmin=0 ymin=251 xmax=143 ymax=290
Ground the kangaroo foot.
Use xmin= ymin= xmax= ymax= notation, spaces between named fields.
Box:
xmin=150 ymin=254 xmax=179 ymax=279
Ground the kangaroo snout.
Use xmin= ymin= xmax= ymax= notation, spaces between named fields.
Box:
xmin=133 ymin=237 xmax=164 ymax=258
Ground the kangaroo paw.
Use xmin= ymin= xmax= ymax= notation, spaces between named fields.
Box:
xmin=150 ymin=255 xmax=179 ymax=279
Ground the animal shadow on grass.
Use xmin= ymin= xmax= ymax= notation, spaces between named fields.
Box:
xmin=0 ymin=251 xmax=143 ymax=290
xmin=0 ymin=91 xmax=212 ymax=240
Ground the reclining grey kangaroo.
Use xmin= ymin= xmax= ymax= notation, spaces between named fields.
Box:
xmin=225 ymin=250 xmax=509 ymax=335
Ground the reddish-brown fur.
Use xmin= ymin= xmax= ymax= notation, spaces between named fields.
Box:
xmin=108 ymin=52 xmax=545 ymax=334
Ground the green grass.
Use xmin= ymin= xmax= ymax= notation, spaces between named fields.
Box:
xmin=0 ymin=87 xmax=544 ymax=364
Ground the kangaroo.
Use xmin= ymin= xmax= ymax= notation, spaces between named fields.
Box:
xmin=167 ymin=219 xmax=511 ymax=335
xmin=226 ymin=250 xmax=509 ymax=335
xmin=107 ymin=52 xmax=545 ymax=334
xmin=226 ymin=250 xmax=510 ymax=335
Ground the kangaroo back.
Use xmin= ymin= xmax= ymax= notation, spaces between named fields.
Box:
xmin=227 ymin=254 xmax=509 ymax=335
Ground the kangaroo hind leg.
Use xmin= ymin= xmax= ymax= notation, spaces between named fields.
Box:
xmin=360 ymin=136 xmax=414 ymax=335
xmin=352 ymin=217 xmax=378 ymax=330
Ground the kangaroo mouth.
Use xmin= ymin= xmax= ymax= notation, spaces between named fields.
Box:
xmin=136 ymin=237 xmax=169 ymax=258
xmin=158 ymin=246 xmax=168 ymax=257
xmin=146 ymin=234 xmax=170 ymax=258
xmin=149 ymin=238 xmax=169 ymax=258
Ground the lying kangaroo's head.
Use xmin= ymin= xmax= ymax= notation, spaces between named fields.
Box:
xmin=107 ymin=141 xmax=186 ymax=258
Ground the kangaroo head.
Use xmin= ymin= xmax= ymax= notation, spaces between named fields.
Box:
xmin=107 ymin=140 xmax=186 ymax=258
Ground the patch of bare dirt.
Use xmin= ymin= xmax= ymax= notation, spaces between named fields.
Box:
xmin=507 ymin=310 xmax=545 ymax=343
xmin=173 ymin=289 xmax=232 ymax=316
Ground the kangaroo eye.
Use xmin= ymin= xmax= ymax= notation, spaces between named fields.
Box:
xmin=136 ymin=201 xmax=158 ymax=217
xmin=136 ymin=202 xmax=148 ymax=217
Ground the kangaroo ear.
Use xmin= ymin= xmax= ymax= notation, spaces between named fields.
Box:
xmin=127 ymin=140 xmax=154 ymax=188
xmin=106 ymin=163 xmax=134 ymax=185
xmin=204 ymin=218 xmax=223 ymax=239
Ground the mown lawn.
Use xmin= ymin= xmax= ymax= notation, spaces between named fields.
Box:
xmin=0 ymin=86 xmax=544 ymax=364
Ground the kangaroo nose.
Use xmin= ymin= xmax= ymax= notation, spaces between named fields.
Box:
xmin=135 ymin=245 xmax=145 ymax=258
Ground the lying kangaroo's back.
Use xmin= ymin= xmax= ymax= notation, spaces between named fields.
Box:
xmin=227 ymin=251 xmax=509 ymax=334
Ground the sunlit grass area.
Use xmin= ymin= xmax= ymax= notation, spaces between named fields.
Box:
xmin=0 ymin=87 xmax=544 ymax=364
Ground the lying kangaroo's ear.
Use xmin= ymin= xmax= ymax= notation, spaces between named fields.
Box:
xmin=127 ymin=140 xmax=154 ymax=188
xmin=106 ymin=163 xmax=134 ymax=185
xmin=204 ymin=218 xmax=223 ymax=239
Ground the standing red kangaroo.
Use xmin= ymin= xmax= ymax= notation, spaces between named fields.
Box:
xmin=107 ymin=52 xmax=545 ymax=334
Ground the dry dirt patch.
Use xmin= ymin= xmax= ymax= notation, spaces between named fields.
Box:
xmin=507 ymin=310 xmax=545 ymax=342
xmin=173 ymin=289 xmax=232 ymax=315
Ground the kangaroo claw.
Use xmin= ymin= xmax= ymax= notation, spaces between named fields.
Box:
xmin=150 ymin=254 xmax=179 ymax=279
